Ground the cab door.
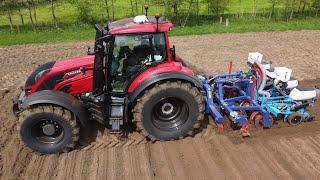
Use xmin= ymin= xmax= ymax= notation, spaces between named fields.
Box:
xmin=110 ymin=33 xmax=167 ymax=93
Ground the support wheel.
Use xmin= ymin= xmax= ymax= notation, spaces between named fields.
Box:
xmin=133 ymin=81 xmax=204 ymax=141
xmin=287 ymin=113 xmax=304 ymax=126
xmin=18 ymin=105 xmax=80 ymax=154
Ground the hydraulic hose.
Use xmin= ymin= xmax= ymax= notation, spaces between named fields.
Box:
xmin=255 ymin=60 xmax=271 ymax=97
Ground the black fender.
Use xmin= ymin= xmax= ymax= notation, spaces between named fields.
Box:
xmin=128 ymin=72 xmax=203 ymax=102
xmin=22 ymin=90 xmax=88 ymax=126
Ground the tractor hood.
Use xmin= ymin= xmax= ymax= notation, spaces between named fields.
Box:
xmin=25 ymin=56 xmax=94 ymax=92
xmin=53 ymin=55 xmax=94 ymax=70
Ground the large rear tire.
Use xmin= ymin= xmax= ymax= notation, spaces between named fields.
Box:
xmin=18 ymin=105 xmax=80 ymax=154
xmin=133 ymin=81 xmax=204 ymax=141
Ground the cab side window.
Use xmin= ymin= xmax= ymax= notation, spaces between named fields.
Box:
xmin=111 ymin=33 xmax=166 ymax=92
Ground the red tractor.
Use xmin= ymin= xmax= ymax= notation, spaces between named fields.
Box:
xmin=13 ymin=15 xmax=204 ymax=154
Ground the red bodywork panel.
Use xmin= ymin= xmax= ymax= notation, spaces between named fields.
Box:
xmin=128 ymin=62 xmax=193 ymax=93
xmin=27 ymin=56 xmax=94 ymax=96
xmin=109 ymin=18 xmax=173 ymax=35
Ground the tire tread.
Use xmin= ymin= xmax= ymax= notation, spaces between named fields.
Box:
xmin=18 ymin=105 xmax=80 ymax=153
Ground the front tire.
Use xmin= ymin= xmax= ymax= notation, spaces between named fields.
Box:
xmin=18 ymin=105 xmax=79 ymax=154
xmin=133 ymin=81 xmax=204 ymax=141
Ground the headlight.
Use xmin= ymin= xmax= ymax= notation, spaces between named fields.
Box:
xmin=25 ymin=61 xmax=55 ymax=86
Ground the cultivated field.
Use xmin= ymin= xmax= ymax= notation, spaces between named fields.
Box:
xmin=1 ymin=30 xmax=320 ymax=180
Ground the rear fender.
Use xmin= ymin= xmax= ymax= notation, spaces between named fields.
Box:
xmin=128 ymin=72 xmax=202 ymax=102
xmin=22 ymin=90 xmax=88 ymax=126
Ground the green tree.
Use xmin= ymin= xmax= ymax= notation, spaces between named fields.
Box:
xmin=2 ymin=0 xmax=15 ymax=31
xmin=69 ymin=0 xmax=94 ymax=23
xmin=104 ymin=0 xmax=110 ymax=20
xmin=16 ymin=0 xmax=27 ymax=26
xmin=49 ymin=0 xmax=58 ymax=28
xmin=237 ymin=0 xmax=243 ymax=18
xmin=26 ymin=0 xmax=36 ymax=29
xmin=312 ymin=0 xmax=320 ymax=16
xmin=297 ymin=0 xmax=312 ymax=15
xmin=206 ymin=0 xmax=230 ymax=17
xmin=269 ymin=0 xmax=279 ymax=19
xmin=111 ymin=0 xmax=114 ymax=20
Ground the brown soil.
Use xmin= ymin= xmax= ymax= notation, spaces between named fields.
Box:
xmin=1 ymin=30 xmax=320 ymax=179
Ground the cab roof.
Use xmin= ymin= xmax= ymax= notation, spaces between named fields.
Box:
xmin=108 ymin=16 xmax=173 ymax=35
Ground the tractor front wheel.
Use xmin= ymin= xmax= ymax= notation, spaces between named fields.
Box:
xmin=133 ymin=81 xmax=204 ymax=141
xmin=18 ymin=105 xmax=80 ymax=154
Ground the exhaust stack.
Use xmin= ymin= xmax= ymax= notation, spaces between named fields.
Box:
xmin=144 ymin=4 xmax=149 ymax=16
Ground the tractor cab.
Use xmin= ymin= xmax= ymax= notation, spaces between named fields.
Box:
xmin=88 ymin=15 xmax=174 ymax=95
xmin=82 ymin=15 xmax=180 ymax=132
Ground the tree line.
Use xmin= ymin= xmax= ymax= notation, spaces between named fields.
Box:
xmin=0 ymin=0 xmax=319 ymax=31
xmin=0 ymin=0 xmax=52 ymax=30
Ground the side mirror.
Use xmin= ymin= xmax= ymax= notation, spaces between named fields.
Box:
xmin=94 ymin=24 xmax=103 ymax=34
xmin=170 ymin=45 xmax=176 ymax=60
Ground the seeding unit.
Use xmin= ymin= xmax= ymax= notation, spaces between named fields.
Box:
xmin=203 ymin=52 xmax=320 ymax=135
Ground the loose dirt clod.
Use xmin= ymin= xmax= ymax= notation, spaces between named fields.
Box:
xmin=0 ymin=88 xmax=10 ymax=98
xmin=1 ymin=31 xmax=320 ymax=179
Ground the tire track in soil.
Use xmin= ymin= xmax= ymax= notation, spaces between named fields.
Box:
xmin=1 ymin=137 xmax=32 ymax=180
xmin=24 ymin=155 xmax=46 ymax=180
xmin=160 ymin=142 xmax=188 ymax=179
xmin=207 ymin=135 xmax=248 ymax=179
xmin=72 ymin=150 xmax=94 ymax=180
xmin=191 ymin=136 xmax=224 ymax=179
xmin=280 ymin=138 xmax=320 ymax=176
xmin=176 ymin=137 xmax=208 ymax=179
xmin=122 ymin=146 xmax=136 ymax=180
xmin=40 ymin=155 xmax=59 ymax=180
xmin=249 ymin=141 xmax=292 ymax=179
xmin=54 ymin=151 xmax=80 ymax=179
xmin=107 ymin=148 xmax=117 ymax=180
xmin=233 ymin=141 xmax=277 ymax=179
xmin=308 ymin=135 xmax=320 ymax=154
xmin=89 ymin=149 xmax=104 ymax=180
xmin=60 ymin=151 xmax=78 ymax=179
xmin=294 ymin=137 xmax=320 ymax=170
xmin=286 ymin=138 xmax=320 ymax=174
xmin=268 ymin=139 xmax=310 ymax=179
xmin=137 ymin=145 xmax=154 ymax=179
xmin=108 ymin=147 xmax=126 ymax=180
xmin=149 ymin=142 xmax=174 ymax=180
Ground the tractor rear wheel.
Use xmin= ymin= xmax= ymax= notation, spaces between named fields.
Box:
xmin=18 ymin=105 xmax=80 ymax=154
xmin=133 ymin=81 xmax=204 ymax=141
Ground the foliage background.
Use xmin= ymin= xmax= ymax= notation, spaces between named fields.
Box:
xmin=0 ymin=0 xmax=319 ymax=45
